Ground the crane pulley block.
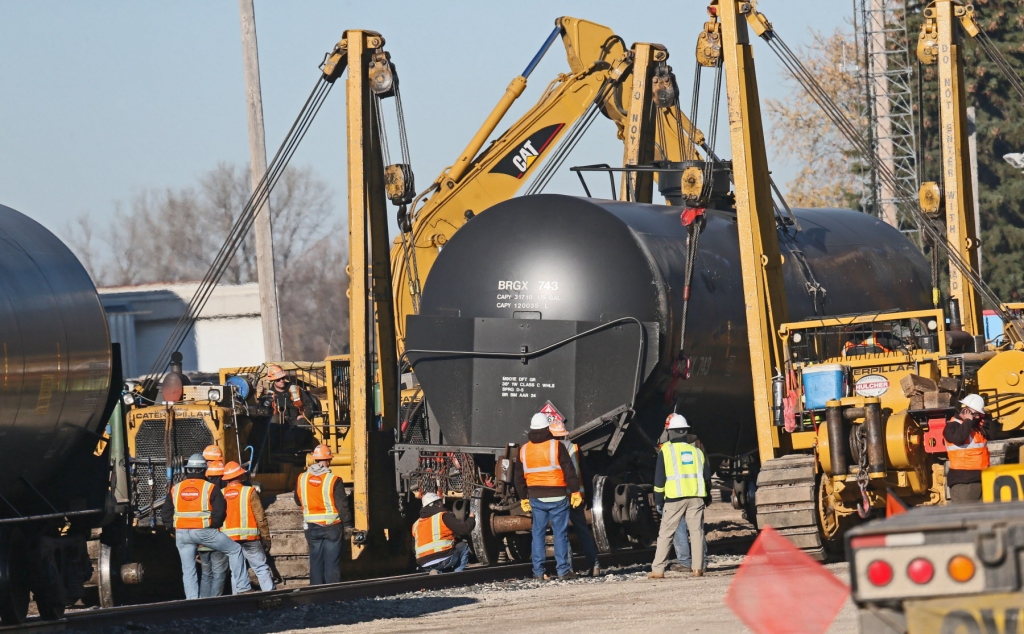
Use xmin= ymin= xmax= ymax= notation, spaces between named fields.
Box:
xmin=385 ymin=163 xmax=415 ymax=206
xmin=652 ymin=64 xmax=678 ymax=108
xmin=919 ymin=181 xmax=943 ymax=217
xmin=369 ymin=49 xmax=395 ymax=97
xmin=696 ymin=18 xmax=722 ymax=67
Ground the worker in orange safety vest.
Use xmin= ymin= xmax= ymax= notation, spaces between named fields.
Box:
xmin=197 ymin=456 xmax=227 ymax=598
xmin=514 ymin=412 xmax=581 ymax=581
xmin=842 ymin=332 xmax=895 ymax=356
xmin=220 ymin=461 xmax=274 ymax=591
xmin=161 ymin=453 xmax=250 ymax=599
xmin=412 ymin=492 xmax=476 ymax=574
xmin=944 ymin=394 xmax=998 ymax=502
xmin=295 ymin=444 xmax=354 ymax=585
xmin=547 ymin=418 xmax=601 ymax=577
xmin=256 ymin=364 xmax=317 ymax=457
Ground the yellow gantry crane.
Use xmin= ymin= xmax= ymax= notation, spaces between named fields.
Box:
xmin=707 ymin=0 xmax=1024 ymax=558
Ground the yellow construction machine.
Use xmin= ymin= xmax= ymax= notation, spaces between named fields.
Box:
xmin=389 ymin=16 xmax=708 ymax=354
xmin=702 ymin=0 xmax=1024 ymax=558
xmin=123 ymin=29 xmax=409 ymax=587
xmin=120 ymin=18 xmax=716 ymax=589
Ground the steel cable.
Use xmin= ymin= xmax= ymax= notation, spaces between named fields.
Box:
xmin=758 ymin=29 xmax=1020 ymax=330
xmin=524 ymin=80 xmax=616 ymax=196
xmin=143 ymin=77 xmax=335 ymax=387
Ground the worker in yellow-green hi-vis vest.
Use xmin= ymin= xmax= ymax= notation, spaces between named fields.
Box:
xmin=649 ymin=414 xmax=710 ymax=579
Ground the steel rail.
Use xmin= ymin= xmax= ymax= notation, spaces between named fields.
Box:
xmin=3 ymin=548 xmax=658 ymax=633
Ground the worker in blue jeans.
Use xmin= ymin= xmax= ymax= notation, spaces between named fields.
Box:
xmin=673 ymin=517 xmax=707 ymax=572
xmin=161 ymin=454 xmax=250 ymax=598
xmin=548 ymin=418 xmax=601 ymax=576
xmin=514 ymin=413 xmax=582 ymax=580
xmin=198 ymin=458 xmax=227 ymax=597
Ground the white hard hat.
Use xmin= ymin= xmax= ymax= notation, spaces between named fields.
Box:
xmin=960 ymin=394 xmax=986 ymax=414
xmin=530 ymin=413 xmax=550 ymax=430
xmin=667 ymin=414 xmax=689 ymax=430
xmin=421 ymin=492 xmax=441 ymax=506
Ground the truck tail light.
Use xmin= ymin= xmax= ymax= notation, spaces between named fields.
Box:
xmin=948 ymin=555 xmax=975 ymax=582
xmin=907 ymin=558 xmax=934 ymax=584
xmin=850 ymin=532 xmax=924 ymax=549
xmin=867 ymin=560 xmax=893 ymax=586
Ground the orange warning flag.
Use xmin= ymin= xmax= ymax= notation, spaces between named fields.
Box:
xmin=724 ymin=526 xmax=850 ymax=634
xmin=886 ymin=489 xmax=908 ymax=517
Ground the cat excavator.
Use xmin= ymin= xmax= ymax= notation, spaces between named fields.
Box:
xmin=389 ymin=16 xmax=709 ymax=353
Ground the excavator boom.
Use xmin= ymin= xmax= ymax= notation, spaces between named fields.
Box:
xmin=390 ymin=17 xmax=705 ymax=349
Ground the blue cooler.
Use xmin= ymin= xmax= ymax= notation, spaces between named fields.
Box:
xmin=801 ymin=364 xmax=847 ymax=410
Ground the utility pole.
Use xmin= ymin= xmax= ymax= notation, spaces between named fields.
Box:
xmin=239 ymin=0 xmax=284 ymax=362
xmin=967 ymin=106 xmax=982 ymax=276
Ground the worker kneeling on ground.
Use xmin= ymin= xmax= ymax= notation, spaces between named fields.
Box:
xmin=162 ymin=453 xmax=250 ymax=599
xmin=945 ymin=393 xmax=998 ymax=503
xmin=413 ymin=492 xmax=475 ymax=574
xmin=514 ymin=413 xmax=582 ymax=581
xmin=649 ymin=415 xmax=710 ymax=579
xmin=549 ymin=417 xmax=601 ymax=577
xmin=296 ymin=444 xmax=353 ymax=585
xmin=221 ymin=461 xmax=275 ymax=591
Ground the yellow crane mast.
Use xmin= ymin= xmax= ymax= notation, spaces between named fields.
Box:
xmin=708 ymin=0 xmax=1024 ymax=558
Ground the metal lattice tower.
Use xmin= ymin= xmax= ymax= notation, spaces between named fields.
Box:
xmin=857 ymin=0 xmax=920 ymax=232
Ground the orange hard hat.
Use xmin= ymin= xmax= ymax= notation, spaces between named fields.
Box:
xmin=222 ymin=461 xmax=246 ymax=480
xmin=203 ymin=445 xmax=223 ymax=460
xmin=205 ymin=460 xmax=224 ymax=477
xmin=267 ymin=364 xmax=288 ymax=381
xmin=549 ymin=419 xmax=567 ymax=437
xmin=311 ymin=444 xmax=333 ymax=461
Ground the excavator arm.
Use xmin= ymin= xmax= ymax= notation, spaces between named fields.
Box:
xmin=391 ymin=17 xmax=707 ymax=349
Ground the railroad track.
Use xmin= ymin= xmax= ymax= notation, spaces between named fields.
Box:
xmin=2 ymin=548 xmax=652 ymax=633
xmin=2 ymin=532 xmax=756 ymax=633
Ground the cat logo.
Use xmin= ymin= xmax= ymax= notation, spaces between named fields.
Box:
xmin=490 ymin=123 xmax=565 ymax=179
xmin=512 ymin=141 xmax=539 ymax=173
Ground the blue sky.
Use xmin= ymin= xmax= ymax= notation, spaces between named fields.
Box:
xmin=0 ymin=1 xmax=849 ymax=242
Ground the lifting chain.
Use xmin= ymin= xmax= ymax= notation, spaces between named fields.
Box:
xmin=851 ymin=424 xmax=872 ymax=519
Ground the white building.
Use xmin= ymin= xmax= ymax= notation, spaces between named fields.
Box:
xmin=99 ymin=282 xmax=266 ymax=378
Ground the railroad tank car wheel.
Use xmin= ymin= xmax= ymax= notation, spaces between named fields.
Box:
xmin=97 ymin=542 xmax=117 ymax=609
xmin=468 ymin=491 xmax=501 ymax=566
xmin=36 ymin=601 xmax=65 ymax=621
xmin=591 ymin=476 xmax=629 ymax=553
xmin=503 ymin=533 xmax=532 ymax=563
xmin=0 ymin=528 xmax=29 ymax=625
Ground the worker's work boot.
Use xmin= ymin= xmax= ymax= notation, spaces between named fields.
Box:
xmin=692 ymin=569 xmax=704 ymax=577
xmin=558 ymin=571 xmax=577 ymax=581
xmin=592 ymin=564 xmax=602 ymax=577
xmin=669 ymin=564 xmax=690 ymax=573
xmin=647 ymin=571 xmax=665 ymax=579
